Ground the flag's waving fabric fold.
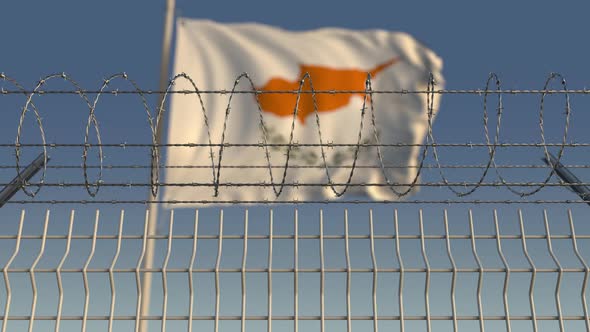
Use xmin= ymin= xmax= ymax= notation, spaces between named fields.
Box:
xmin=163 ymin=19 xmax=444 ymax=205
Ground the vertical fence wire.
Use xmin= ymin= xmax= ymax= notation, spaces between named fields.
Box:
xmin=469 ymin=211 xmax=485 ymax=332
xmin=394 ymin=209 xmax=405 ymax=332
xmin=28 ymin=210 xmax=48 ymax=332
xmin=55 ymin=211 xmax=74 ymax=332
xmin=519 ymin=210 xmax=538 ymax=332
xmin=188 ymin=210 xmax=198 ymax=332
xmin=494 ymin=210 xmax=511 ymax=332
xmin=161 ymin=211 xmax=173 ymax=332
xmin=319 ymin=210 xmax=325 ymax=332
xmin=268 ymin=209 xmax=273 ymax=332
xmin=241 ymin=210 xmax=248 ymax=332
xmin=369 ymin=210 xmax=379 ymax=332
xmin=214 ymin=211 xmax=223 ymax=332
xmin=569 ymin=210 xmax=590 ymax=331
xmin=544 ymin=210 xmax=564 ymax=332
xmin=419 ymin=210 xmax=431 ymax=332
xmin=108 ymin=211 xmax=124 ymax=332
xmin=134 ymin=211 xmax=149 ymax=332
xmin=82 ymin=211 xmax=99 ymax=332
xmin=444 ymin=210 xmax=458 ymax=332
xmin=344 ymin=210 xmax=352 ymax=332
xmin=1 ymin=211 xmax=23 ymax=332
xmin=293 ymin=209 xmax=299 ymax=332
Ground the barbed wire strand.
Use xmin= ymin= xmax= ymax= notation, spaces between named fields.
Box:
xmin=0 ymin=71 xmax=585 ymax=203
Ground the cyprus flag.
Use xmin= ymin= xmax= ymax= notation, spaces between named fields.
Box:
xmin=163 ymin=19 xmax=444 ymax=204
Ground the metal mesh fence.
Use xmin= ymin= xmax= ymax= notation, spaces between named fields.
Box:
xmin=2 ymin=73 xmax=590 ymax=331
xmin=2 ymin=208 xmax=590 ymax=332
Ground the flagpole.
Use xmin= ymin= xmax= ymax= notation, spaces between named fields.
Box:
xmin=141 ymin=0 xmax=175 ymax=330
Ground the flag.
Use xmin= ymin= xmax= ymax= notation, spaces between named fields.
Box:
xmin=163 ymin=18 xmax=444 ymax=204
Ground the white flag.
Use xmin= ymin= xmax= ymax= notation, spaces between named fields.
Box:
xmin=163 ymin=18 xmax=444 ymax=204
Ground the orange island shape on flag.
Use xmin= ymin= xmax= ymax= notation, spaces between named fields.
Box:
xmin=255 ymin=57 xmax=400 ymax=124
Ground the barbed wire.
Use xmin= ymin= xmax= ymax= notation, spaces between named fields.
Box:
xmin=2 ymin=89 xmax=590 ymax=94
xmin=4 ymin=181 xmax=590 ymax=187
xmin=0 ymin=163 xmax=588 ymax=169
xmin=2 ymin=142 xmax=590 ymax=147
xmin=1 ymin=71 xmax=584 ymax=203
xmin=3 ymin=200 xmax=590 ymax=205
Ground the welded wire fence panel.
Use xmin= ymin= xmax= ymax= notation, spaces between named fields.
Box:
xmin=1 ymin=208 xmax=590 ymax=332
xmin=2 ymin=73 xmax=590 ymax=331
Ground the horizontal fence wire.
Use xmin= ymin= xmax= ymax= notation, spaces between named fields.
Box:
xmin=0 ymin=208 xmax=589 ymax=332
xmin=1 ymin=72 xmax=588 ymax=203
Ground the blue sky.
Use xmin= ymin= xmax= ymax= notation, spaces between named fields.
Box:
xmin=1 ymin=0 xmax=589 ymax=210
xmin=3 ymin=0 xmax=590 ymax=85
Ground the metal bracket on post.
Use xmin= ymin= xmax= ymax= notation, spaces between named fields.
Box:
xmin=543 ymin=151 xmax=590 ymax=205
xmin=0 ymin=153 xmax=49 ymax=207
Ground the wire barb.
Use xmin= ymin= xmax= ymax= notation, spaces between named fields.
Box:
xmin=1 ymin=72 xmax=587 ymax=203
